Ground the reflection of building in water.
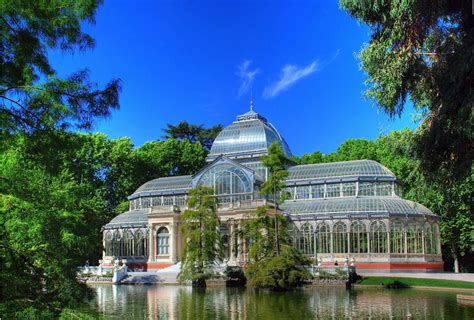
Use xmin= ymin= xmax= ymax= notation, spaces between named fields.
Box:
xmin=146 ymin=286 xmax=183 ymax=320
xmin=305 ymin=288 xmax=448 ymax=319
xmin=101 ymin=98 xmax=443 ymax=272
xmin=90 ymin=285 xmax=467 ymax=319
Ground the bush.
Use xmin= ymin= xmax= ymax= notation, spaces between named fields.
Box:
xmin=104 ymin=271 xmax=113 ymax=278
xmin=245 ymin=245 xmax=311 ymax=291
xmin=225 ymin=266 xmax=247 ymax=287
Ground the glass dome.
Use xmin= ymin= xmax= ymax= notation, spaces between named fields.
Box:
xmin=208 ymin=107 xmax=292 ymax=159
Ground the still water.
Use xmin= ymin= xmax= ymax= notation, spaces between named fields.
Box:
xmin=84 ymin=284 xmax=474 ymax=319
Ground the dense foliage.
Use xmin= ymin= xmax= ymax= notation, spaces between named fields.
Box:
xmin=339 ymin=0 xmax=473 ymax=272
xmin=295 ymin=131 xmax=473 ymax=272
xmin=0 ymin=1 xmax=123 ymax=317
xmin=242 ymin=208 xmax=310 ymax=291
xmin=0 ymin=130 xmax=207 ymax=317
xmin=340 ymin=0 xmax=473 ymax=181
xmin=0 ymin=0 xmax=121 ymax=132
xmin=162 ymin=121 xmax=223 ymax=151
xmin=178 ymin=186 xmax=222 ymax=287
xmin=246 ymin=245 xmax=310 ymax=291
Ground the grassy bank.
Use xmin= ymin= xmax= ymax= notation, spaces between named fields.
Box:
xmin=359 ymin=277 xmax=474 ymax=289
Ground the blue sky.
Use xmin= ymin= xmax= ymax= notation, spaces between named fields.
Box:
xmin=49 ymin=0 xmax=416 ymax=156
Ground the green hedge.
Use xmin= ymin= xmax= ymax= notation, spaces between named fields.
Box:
xmin=359 ymin=277 xmax=474 ymax=289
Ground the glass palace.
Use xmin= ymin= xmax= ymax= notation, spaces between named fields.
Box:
xmin=102 ymin=102 xmax=443 ymax=272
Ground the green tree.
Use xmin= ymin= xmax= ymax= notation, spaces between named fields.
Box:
xmin=242 ymin=207 xmax=310 ymax=290
xmin=134 ymin=139 xmax=206 ymax=183
xmin=178 ymin=186 xmax=222 ymax=287
xmin=260 ymin=142 xmax=292 ymax=255
xmin=162 ymin=121 xmax=223 ymax=151
xmin=1 ymin=0 xmax=121 ymax=133
xmin=297 ymin=151 xmax=324 ymax=164
xmin=246 ymin=245 xmax=310 ymax=291
xmin=339 ymin=2 xmax=474 ymax=270
xmin=340 ymin=0 xmax=473 ymax=181
xmin=0 ymin=134 xmax=104 ymax=318
xmin=0 ymin=1 xmax=120 ymax=317
xmin=295 ymin=139 xmax=378 ymax=164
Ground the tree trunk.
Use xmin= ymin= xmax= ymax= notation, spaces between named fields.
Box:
xmin=454 ymin=256 xmax=460 ymax=273
xmin=192 ymin=278 xmax=207 ymax=288
xmin=452 ymin=242 xmax=460 ymax=273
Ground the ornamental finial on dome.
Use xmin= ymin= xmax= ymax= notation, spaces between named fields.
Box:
xmin=249 ymin=91 xmax=254 ymax=111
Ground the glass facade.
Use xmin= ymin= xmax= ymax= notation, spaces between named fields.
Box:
xmin=285 ymin=220 xmax=440 ymax=257
xmin=104 ymin=107 xmax=441 ymax=268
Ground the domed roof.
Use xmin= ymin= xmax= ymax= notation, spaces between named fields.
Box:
xmin=208 ymin=104 xmax=292 ymax=159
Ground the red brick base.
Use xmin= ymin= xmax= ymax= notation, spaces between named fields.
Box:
xmin=100 ymin=262 xmax=174 ymax=271
xmin=146 ymin=262 xmax=174 ymax=270
xmin=322 ymin=262 xmax=444 ymax=271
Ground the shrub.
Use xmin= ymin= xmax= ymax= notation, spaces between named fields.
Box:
xmin=225 ymin=266 xmax=247 ymax=287
xmin=245 ymin=245 xmax=311 ymax=291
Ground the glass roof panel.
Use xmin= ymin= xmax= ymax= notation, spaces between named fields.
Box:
xmin=133 ymin=175 xmax=192 ymax=194
xmin=287 ymin=160 xmax=395 ymax=181
xmin=105 ymin=209 xmax=149 ymax=228
xmin=281 ymin=197 xmax=435 ymax=216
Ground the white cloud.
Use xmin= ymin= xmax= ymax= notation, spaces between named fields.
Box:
xmin=263 ymin=61 xmax=319 ymax=98
xmin=237 ymin=60 xmax=260 ymax=97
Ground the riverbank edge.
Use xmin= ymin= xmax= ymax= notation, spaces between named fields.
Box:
xmin=354 ymin=284 xmax=474 ymax=293
xmin=84 ymin=279 xmax=474 ymax=292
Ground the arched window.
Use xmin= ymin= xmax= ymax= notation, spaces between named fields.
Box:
xmin=286 ymin=224 xmax=298 ymax=247
xmin=123 ymin=229 xmax=134 ymax=256
xmin=104 ymin=230 xmax=114 ymax=256
xmin=157 ymin=227 xmax=170 ymax=255
xmin=390 ymin=221 xmax=404 ymax=253
xmin=333 ymin=222 xmax=348 ymax=253
xmin=370 ymin=221 xmax=387 ymax=253
xmin=407 ymin=222 xmax=422 ymax=253
xmin=197 ymin=164 xmax=253 ymax=203
xmin=222 ymin=234 xmax=230 ymax=259
xmin=433 ymin=223 xmax=440 ymax=254
xmin=299 ymin=224 xmax=313 ymax=255
xmin=350 ymin=221 xmax=368 ymax=253
xmin=317 ymin=223 xmax=330 ymax=254
xmin=114 ymin=231 xmax=122 ymax=257
xmin=134 ymin=229 xmax=148 ymax=257
xmin=424 ymin=223 xmax=434 ymax=254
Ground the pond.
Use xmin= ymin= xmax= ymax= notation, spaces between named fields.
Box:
xmin=83 ymin=284 xmax=474 ymax=319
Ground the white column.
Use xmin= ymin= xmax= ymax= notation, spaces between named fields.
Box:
xmin=421 ymin=222 xmax=425 ymax=256
xmin=148 ymin=226 xmax=155 ymax=262
xmin=170 ymin=223 xmax=176 ymax=263
xmin=237 ymin=222 xmax=242 ymax=262
xmin=367 ymin=224 xmax=371 ymax=257
xmin=404 ymin=223 xmax=408 ymax=260
xmin=387 ymin=229 xmax=391 ymax=254
xmin=230 ymin=222 xmax=235 ymax=261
